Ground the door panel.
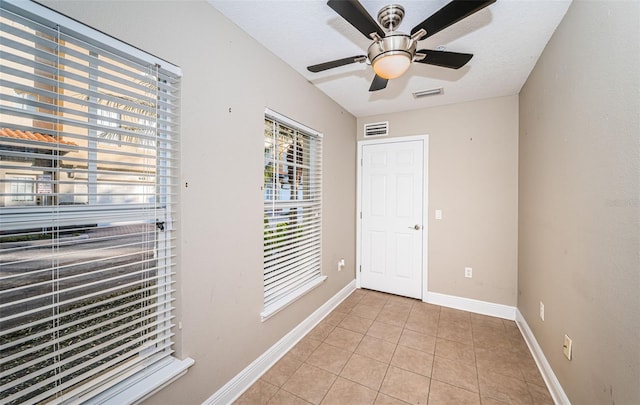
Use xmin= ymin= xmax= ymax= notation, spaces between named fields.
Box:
xmin=360 ymin=140 xmax=424 ymax=299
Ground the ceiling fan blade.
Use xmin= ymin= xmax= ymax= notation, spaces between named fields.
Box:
xmin=327 ymin=0 xmax=385 ymax=40
xmin=410 ymin=0 xmax=496 ymax=39
xmin=307 ymin=55 xmax=367 ymax=73
xmin=369 ymin=75 xmax=388 ymax=92
xmin=415 ymin=50 xmax=473 ymax=69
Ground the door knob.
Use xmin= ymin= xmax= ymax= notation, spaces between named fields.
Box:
xmin=408 ymin=224 xmax=421 ymax=230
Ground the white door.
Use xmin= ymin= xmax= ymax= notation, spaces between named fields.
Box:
xmin=360 ymin=139 xmax=425 ymax=299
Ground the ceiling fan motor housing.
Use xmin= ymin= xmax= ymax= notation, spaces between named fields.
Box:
xmin=377 ymin=4 xmax=405 ymax=31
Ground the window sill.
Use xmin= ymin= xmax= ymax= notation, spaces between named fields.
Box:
xmin=261 ymin=276 xmax=327 ymax=321
xmin=88 ymin=356 xmax=195 ymax=405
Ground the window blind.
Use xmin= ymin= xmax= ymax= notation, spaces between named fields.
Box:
xmin=263 ymin=110 xmax=323 ymax=319
xmin=0 ymin=1 xmax=181 ymax=403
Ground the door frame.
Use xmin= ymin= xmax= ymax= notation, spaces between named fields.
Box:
xmin=356 ymin=135 xmax=429 ymax=301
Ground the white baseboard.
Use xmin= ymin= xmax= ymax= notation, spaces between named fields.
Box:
xmin=516 ymin=309 xmax=571 ymax=405
xmin=203 ymin=280 xmax=357 ymax=405
xmin=424 ymin=291 xmax=516 ymax=320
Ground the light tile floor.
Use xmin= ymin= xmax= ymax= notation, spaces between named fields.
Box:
xmin=234 ymin=289 xmax=553 ymax=405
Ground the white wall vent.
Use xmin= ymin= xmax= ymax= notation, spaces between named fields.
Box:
xmin=364 ymin=121 xmax=389 ymax=137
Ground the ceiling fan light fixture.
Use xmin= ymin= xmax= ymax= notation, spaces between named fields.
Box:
xmin=372 ymin=52 xmax=411 ymax=79
xmin=368 ymin=34 xmax=417 ymax=80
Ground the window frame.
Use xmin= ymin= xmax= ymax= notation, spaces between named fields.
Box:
xmin=0 ymin=0 xmax=192 ymax=403
xmin=262 ymin=108 xmax=325 ymax=321
xmin=7 ymin=175 xmax=36 ymax=202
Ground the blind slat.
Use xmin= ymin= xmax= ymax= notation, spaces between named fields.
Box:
xmin=0 ymin=271 xmax=175 ymax=325
xmin=2 ymin=307 xmax=173 ymax=377
xmin=265 ymin=269 xmax=321 ymax=306
xmin=1 ymin=291 xmax=174 ymax=350
xmin=0 ymin=284 xmax=175 ymax=339
xmin=265 ymin=242 xmax=321 ymax=274
xmin=265 ymin=260 xmax=321 ymax=299
xmin=2 ymin=323 xmax=175 ymax=403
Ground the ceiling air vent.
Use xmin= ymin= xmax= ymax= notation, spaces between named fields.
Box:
xmin=364 ymin=121 xmax=389 ymax=137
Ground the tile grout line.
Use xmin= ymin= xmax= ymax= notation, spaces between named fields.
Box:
xmin=424 ymin=303 xmax=442 ymax=404
xmin=469 ymin=311 xmax=483 ymax=405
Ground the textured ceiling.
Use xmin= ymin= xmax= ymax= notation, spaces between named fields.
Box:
xmin=208 ymin=0 xmax=572 ymax=117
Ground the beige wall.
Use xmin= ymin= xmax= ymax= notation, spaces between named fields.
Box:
xmin=357 ymin=95 xmax=519 ymax=306
xmin=41 ymin=1 xmax=357 ymax=403
xmin=31 ymin=1 xmax=640 ymax=404
xmin=518 ymin=1 xmax=640 ymax=404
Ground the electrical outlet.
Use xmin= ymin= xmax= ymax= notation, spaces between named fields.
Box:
xmin=337 ymin=258 xmax=345 ymax=272
xmin=563 ymin=334 xmax=572 ymax=360
xmin=539 ymin=301 xmax=545 ymax=321
xmin=464 ymin=267 xmax=472 ymax=278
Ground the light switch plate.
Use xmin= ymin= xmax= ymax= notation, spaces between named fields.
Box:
xmin=435 ymin=209 xmax=442 ymax=220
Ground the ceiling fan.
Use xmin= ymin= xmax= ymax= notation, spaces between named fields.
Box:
xmin=307 ymin=0 xmax=496 ymax=91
